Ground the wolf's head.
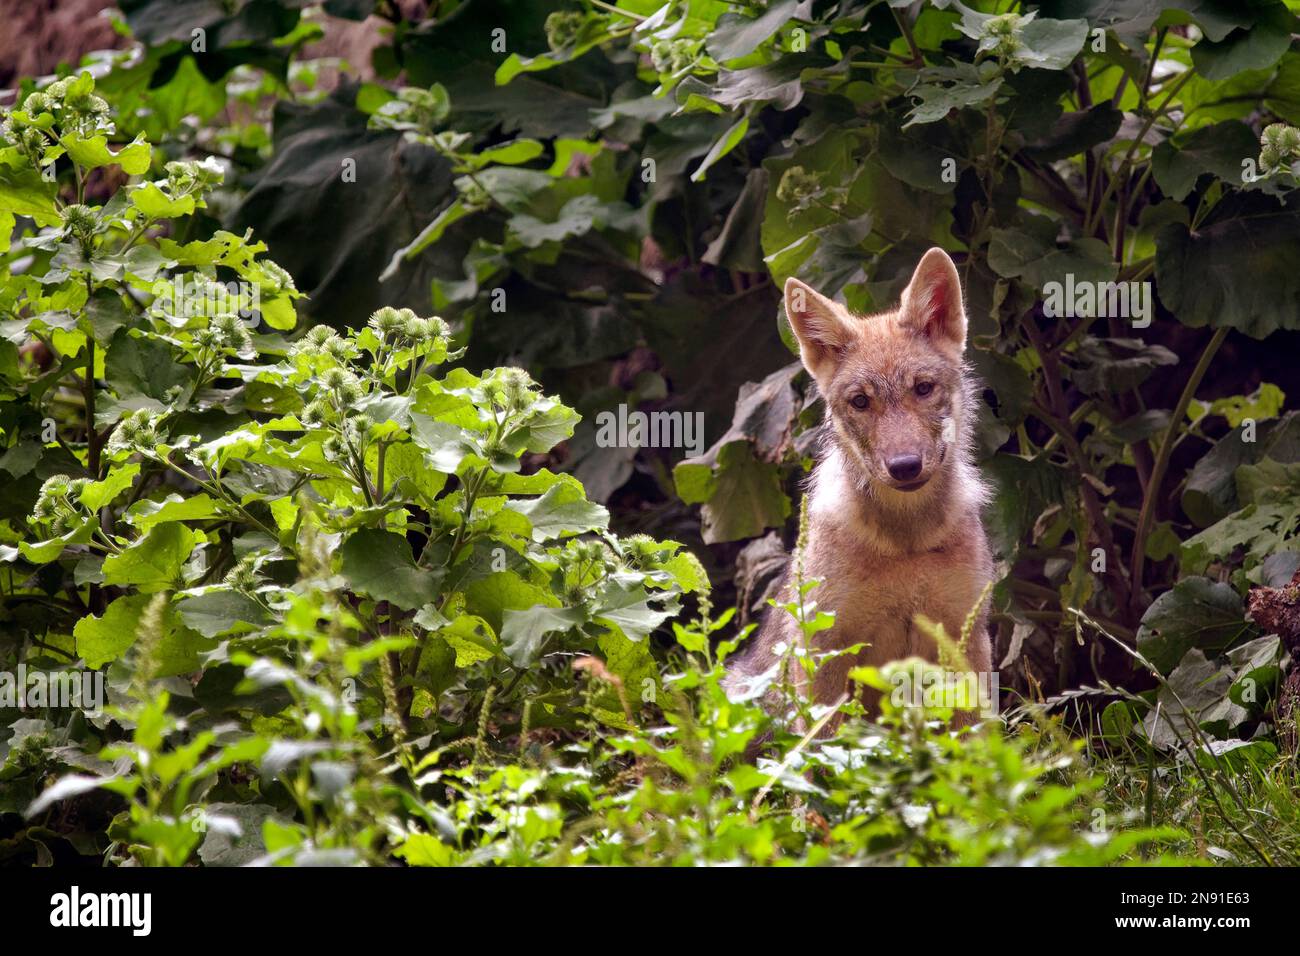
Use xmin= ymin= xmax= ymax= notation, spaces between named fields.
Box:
xmin=785 ymin=247 xmax=974 ymax=495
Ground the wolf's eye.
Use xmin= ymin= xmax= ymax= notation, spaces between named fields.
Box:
xmin=914 ymin=381 xmax=935 ymax=397
xmin=850 ymin=394 xmax=870 ymax=410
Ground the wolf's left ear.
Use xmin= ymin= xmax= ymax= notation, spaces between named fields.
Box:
xmin=900 ymin=247 xmax=966 ymax=351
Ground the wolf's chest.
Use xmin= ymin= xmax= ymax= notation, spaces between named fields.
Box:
xmin=813 ymin=547 xmax=955 ymax=622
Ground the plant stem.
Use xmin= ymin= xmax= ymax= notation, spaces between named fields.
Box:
xmin=84 ymin=338 xmax=100 ymax=479
xmin=589 ymin=0 xmax=644 ymax=20
xmin=890 ymin=5 xmax=921 ymax=65
xmin=1128 ymin=326 xmax=1228 ymax=611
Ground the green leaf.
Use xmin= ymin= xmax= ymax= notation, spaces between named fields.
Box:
xmin=462 ymin=571 xmax=555 ymax=636
xmin=0 ymin=147 xmax=59 ymax=224
xmin=198 ymin=802 xmax=285 ymax=867
xmin=379 ymin=442 xmax=447 ymax=505
xmin=1068 ymin=337 xmax=1178 ymax=396
xmin=508 ymin=194 xmax=637 ymax=248
xmin=79 ymin=463 xmax=140 ymax=511
xmin=1022 ymin=104 xmax=1123 ymax=163
xmin=510 ymin=396 xmax=581 ymax=453
xmin=75 ymin=595 xmax=210 ymax=676
xmin=1182 ymin=501 xmax=1300 ymax=574
xmin=1150 ymin=121 xmax=1259 ymax=201
xmin=706 ymin=0 xmax=799 ymax=62
xmin=1190 ymin=2 xmax=1295 ymax=81
xmin=1155 ymin=191 xmax=1300 ymax=338
xmin=409 ymin=413 xmax=484 ymax=474
xmin=101 ymin=522 xmax=199 ymax=592
xmin=379 ymin=199 xmax=474 ymax=281
xmin=500 ymin=605 xmax=585 ymax=667
xmin=74 ymin=593 xmax=149 ymax=669
xmin=339 ymin=528 xmax=439 ymax=610
xmin=177 ymin=590 xmax=271 ymax=638
xmin=674 ymin=440 xmax=791 ymax=544
xmin=125 ymin=494 xmax=224 ymax=532
xmin=690 ymin=116 xmax=749 ymax=184
xmin=17 ymin=523 xmax=96 ymax=565
xmin=1143 ymin=648 xmax=1249 ymax=748
xmin=905 ymin=63 xmax=1003 ymax=127
xmin=592 ymin=578 xmax=677 ymax=640
xmin=1183 ymin=413 xmax=1300 ymax=526
xmin=394 ymin=832 xmax=455 ymax=866
xmin=477 ymin=139 xmax=545 ymax=166
xmin=988 ymin=218 xmax=1116 ymax=291
xmin=131 ymin=181 xmax=196 ymax=218
xmin=62 ymin=133 xmax=152 ymax=175
xmin=437 ymin=614 xmax=500 ymax=666
xmin=1136 ymin=577 xmax=1251 ymax=674
xmin=105 ymin=327 xmax=192 ymax=401
xmin=503 ymin=479 xmax=608 ymax=542
xmin=1015 ymin=16 xmax=1090 ymax=70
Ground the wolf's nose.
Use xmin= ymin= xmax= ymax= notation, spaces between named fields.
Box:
xmin=886 ymin=454 xmax=923 ymax=482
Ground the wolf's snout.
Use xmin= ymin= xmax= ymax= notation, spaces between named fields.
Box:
xmin=885 ymin=454 xmax=923 ymax=482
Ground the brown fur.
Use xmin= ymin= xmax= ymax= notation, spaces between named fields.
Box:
xmin=724 ymin=248 xmax=994 ymax=725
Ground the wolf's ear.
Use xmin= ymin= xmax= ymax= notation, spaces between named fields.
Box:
xmin=900 ymin=247 xmax=966 ymax=351
xmin=785 ymin=277 xmax=854 ymax=380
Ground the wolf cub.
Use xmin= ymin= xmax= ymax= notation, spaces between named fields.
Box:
xmin=724 ymin=248 xmax=994 ymax=723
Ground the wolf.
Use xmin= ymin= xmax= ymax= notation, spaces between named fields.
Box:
xmin=723 ymin=248 xmax=994 ymax=726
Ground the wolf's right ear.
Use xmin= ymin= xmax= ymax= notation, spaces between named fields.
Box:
xmin=784 ymin=277 xmax=853 ymax=381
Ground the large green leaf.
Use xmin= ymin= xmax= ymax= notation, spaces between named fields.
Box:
xmin=1183 ymin=413 xmax=1300 ymax=526
xmin=101 ymin=523 xmax=199 ymax=592
xmin=503 ymin=480 xmax=608 ymax=542
xmin=1150 ymin=121 xmax=1259 ymax=201
xmin=1155 ymin=192 xmax=1300 ymax=338
xmin=1189 ymin=2 xmax=1295 ymax=81
xmin=988 ymin=218 xmax=1116 ymax=291
xmin=1136 ymin=577 xmax=1252 ymax=674
xmin=706 ymin=0 xmax=800 ymax=62
xmin=339 ymin=529 xmax=440 ymax=610
xmin=74 ymin=592 xmax=210 ymax=674
xmin=500 ymin=605 xmax=585 ymax=668
xmin=177 ymin=589 xmax=271 ymax=638
xmin=0 ymin=147 xmax=59 ymax=225
xmin=675 ymin=440 xmax=791 ymax=544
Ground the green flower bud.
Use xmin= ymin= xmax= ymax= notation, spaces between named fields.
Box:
xmin=1262 ymin=123 xmax=1300 ymax=154
xmin=404 ymin=316 xmax=430 ymax=341
xmin=301 ymin=398 xmax=332 ymax=427
xmin=324 ymin=337 xmax=354 ymax=362
xmin=259 ymin=259 xmax=295 ymax=295
xmin=984 ymin=13 xmax=1023 ymax=38
xmin=322 ymin=434 xmax=347 ymax=461
xmin=61 ymin=203 xmax=98 ymax=241
xmin=193 ymin=328 xmax=221 ymax=351
xmin=22 ymin=91 xmax=51 ymax=114
xmin=224 ymin=556 xmax=259 ymax=592
xmin=545 ymin=11 xmax=584 ymax=51
xmin=107 ymin=408 xmax=162 ymax=455
xmin=306 ymin=324 xmax=337 ymax=347
xmin=38 ymin=474 xmax=72 ymax=500
xmin=368 ymin=306 xmax=404 ymax=337
xmin=776 ymin=166 xmax=820 ymax=205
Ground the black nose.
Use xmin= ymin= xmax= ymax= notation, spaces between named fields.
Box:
xmin=886 ymin=454 xmax=923 ymax=482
